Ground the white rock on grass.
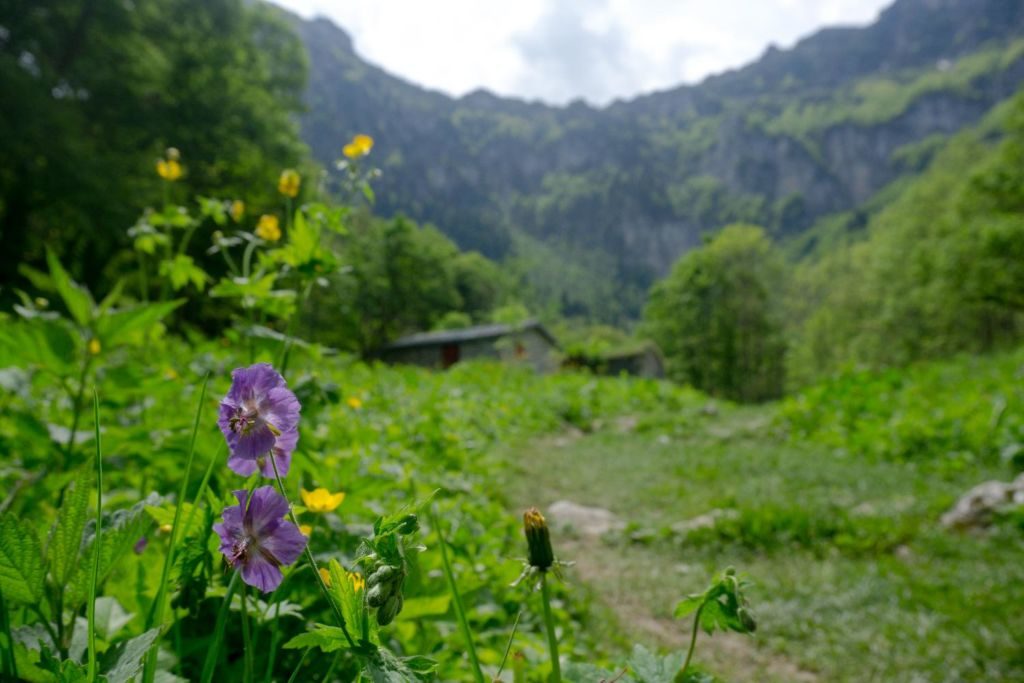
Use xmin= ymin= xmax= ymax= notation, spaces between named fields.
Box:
xmin=940 ymin=473 xmax=1024 ymax=529
xmin=547 ymin=500 xmax=625 ymax=537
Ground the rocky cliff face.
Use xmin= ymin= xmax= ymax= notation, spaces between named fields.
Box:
xmin=287 ymin=0 xmax=1024 ymax=319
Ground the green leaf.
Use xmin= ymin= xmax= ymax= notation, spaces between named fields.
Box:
xmin=158 ymin=255 xmax=208 ymax=292
xmin=95 ymin=299 xmax=183 ymax=348
xmin=673 ymin=595 xmax=704 ymax=619
xmin=46 ymin=249 xmax=94 ymax=326
xmin=67 ymin=494 xmax=160 ymax=609
xmin=395 ymin=594 xmax=450 ymax=621
xmin=47 ymin=468 xmax=92 ymax=585
xmin=326 ymin=560 xmax=371 ymax=643
xmin=363 ymin=646 xmax=435 ymax=682
xmin=93 ymin=597 xmax=134 ymax=641
xmin=100 ymin=627 xmax=160 ymax=683
xmin=626 ymin=644 xmax=685 ymax=683
xmin=282 ymin=624 xmax=351 ymax=653
xmin=0 ymin=516 xmax=45 ymax=604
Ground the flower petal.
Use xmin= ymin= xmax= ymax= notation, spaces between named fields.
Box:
xmin=240 ymin=556 xmax=284 ymax=593
xmin=259 ymin=520 xmax=307 ymax=568
xmin=243 ymin=485 xmax=290 ymax=538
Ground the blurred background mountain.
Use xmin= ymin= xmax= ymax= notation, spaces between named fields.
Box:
xmin=293 ymin=0 xmax=1024 ymax=321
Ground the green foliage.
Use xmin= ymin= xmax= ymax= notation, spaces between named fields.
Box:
xmin=312 ymin=215 xmax=507 ymax=354
xmin=47 ymin=468 xmax=92 ymax=586
xmin=0 ymin=516 xmax=45 ymax=605
xmin=0 ymin=0 xmax=309 ymax=293
xmin=643 ymin=225 xmax=786 ymax=401
xmin=785 ymin=94 xmax=1024 ymax=384
xmin=779 ymin=348 xmax=1024 ymax=465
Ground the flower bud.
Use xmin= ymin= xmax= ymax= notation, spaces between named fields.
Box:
xmin=396 ymin=513 xmax=419 ymax=534
xmin=377 ymin=594 xmax=402 ymax=626
xmin=366 ymin=584 xmax=386 ymax=608
xmin=738 ymin=607 xmax=757 ymax=633
xmin=523 ymin=507 xmax=554 ymax=570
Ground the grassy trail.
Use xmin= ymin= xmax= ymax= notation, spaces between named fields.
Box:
xmin=502 ymin=405 xmax=1024 ymax=683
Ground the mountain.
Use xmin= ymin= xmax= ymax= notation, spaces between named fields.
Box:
xmin=289 ymin=0 xmax=1024 ymax=321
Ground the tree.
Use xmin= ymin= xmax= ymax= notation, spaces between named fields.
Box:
xmin=0 ymin=0 xmax=308 ymax=294
xmin=643 ymin=224 xmax=787 ymax=402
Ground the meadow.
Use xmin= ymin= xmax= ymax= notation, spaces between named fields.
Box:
xmin=2 ymin=223 xmax=1022 ymax=681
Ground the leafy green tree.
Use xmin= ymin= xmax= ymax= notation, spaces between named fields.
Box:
xmin=0 ymin=0 xmax=308 ymax=294
xmin=312 ymin=216 xmax=508 ymax=355
xmin=643 ymin=224 xmax=787 ymax=402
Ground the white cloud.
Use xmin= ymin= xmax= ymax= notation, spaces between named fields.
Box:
xmin=277 ymin=0 xmax=892 ymax=104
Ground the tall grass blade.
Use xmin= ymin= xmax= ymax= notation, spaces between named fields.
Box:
xmin=86 ymin=389 xmax=104 ymax=681
xmin=428 ymin=506 xmax=485 ymax=683
xmin=200 ymin=571 xmax=240 ymax=683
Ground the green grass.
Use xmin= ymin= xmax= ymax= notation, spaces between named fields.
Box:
xmin=502 ymin=406 xmax=1024 ymax=682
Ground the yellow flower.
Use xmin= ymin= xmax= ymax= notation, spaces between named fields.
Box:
xmin=300 ymin=524 xmax=312 ymax=537
xmin=255 ymin=214 xmax=281 ymax=242
xmin=343 ymin=134 xmax=374 ymax=159
xmin=278 ymin=169 xmax=301 ymax=198
xmin=348 ymin=571 xmax=365 ymax=592
xmin=163 ymin=367 xmax=179 ymax=380
xmin=230 ymin=199 xmax=245 ymax=223
xmin=88 ymin=338 xmax=101 ymax=355
xmin=319 ymin=567 xmax=332 ymax=587
xmin=301 ymin=487 xmax=345 ymax=513
xmin=158 ymin=523 xmax=173 ymax=534
xmin=346 ymin=396 xmax=363 ymax=410
xmin=156 ymin=159 xmax=182 ymax=182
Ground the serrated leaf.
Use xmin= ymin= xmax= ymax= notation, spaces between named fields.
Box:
xmin=48 ymin=468 xmax=92 ymax=584
xmin=626 ymin=644 xmax=685 ymax=683
xmin=363 ymin=646 xmax=435 ymax=682
xmin=282 ymin=624 xmax=351 ymax=653
xmin=46 ymin=249 xmax=93 ymax=326
xmin=100 ymin=627 xmax=160 ymax=683
xmin=0 ymin=516 xmax=45 ymax=604
xmin=67 ymin=494 xmax=160 ymax=609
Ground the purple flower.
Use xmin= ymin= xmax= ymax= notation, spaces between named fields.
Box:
xmin=218 ymin=363 xmax=300 ymax=478
xmin=213 ymin=486 xmax=307 ymax=592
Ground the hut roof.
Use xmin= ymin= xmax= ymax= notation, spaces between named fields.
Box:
xmin=384 ymin=320 xmax=558 ymax=350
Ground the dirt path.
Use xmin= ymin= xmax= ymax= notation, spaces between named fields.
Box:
xmin=502 ymin=416 xmax=821 ymax=683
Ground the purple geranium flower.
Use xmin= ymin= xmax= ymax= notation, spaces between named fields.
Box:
xmin=213 ymin=486 xmax=307 ymax=592
xmin=218 ymin=363 xmax=300 ymax=477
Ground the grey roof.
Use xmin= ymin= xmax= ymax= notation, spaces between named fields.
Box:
xmin=384 ymin=319 xmax=558 ymax=350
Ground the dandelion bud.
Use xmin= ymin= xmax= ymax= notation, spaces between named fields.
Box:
xmin=523 ymin=507 xmax=554 ymax=571
xmin=738 ymin=607 xmax=757 ymax=633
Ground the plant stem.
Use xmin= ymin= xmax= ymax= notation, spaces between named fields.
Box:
xmin=143 ymin=374 xmax=209 ymax=683
xmin=64 ymin=353 xmax=94 ymax=465
xmin=268 ymin=455 xmax=355 ymax=647
xmin=678 ymin=602 xmax=706 ymax=682
xmin=200 ymin=572 xmax=241 ymax=683
xmin=86 ymin=390 xmax=103 ymax=681
xmin=285 ymin=648 xmax=312 ymax=683
xmin=428 ymin=507 xmax=484 ymax=683
xmin=496 ymin=610 xmax=523 ymax=681
xmin=0 ymin=587 xmax=17 ymax=680
xmin=540 ymin=573 xmax=561 ymax=683
xmin=241 ymin=585 xmax=254 ymax=683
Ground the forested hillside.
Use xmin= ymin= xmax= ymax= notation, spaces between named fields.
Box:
xmin=292 ymin=0 xmax=1024 ymax=320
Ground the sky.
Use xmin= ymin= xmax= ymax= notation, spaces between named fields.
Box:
xmin=277 ymin=0 xmax=893 ymax=105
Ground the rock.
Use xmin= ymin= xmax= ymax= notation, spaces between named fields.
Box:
xmin=940 ymin=473 xmax=1024 ymax=529
xmin=547 ymin=501 xmax=624 ymax=537
xmin=670 ymin=509 xmax=739 ymax=536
